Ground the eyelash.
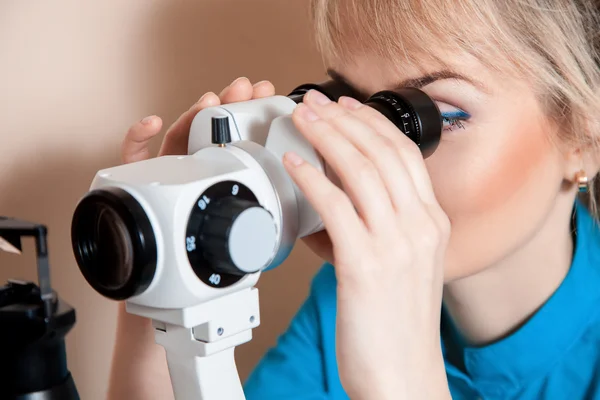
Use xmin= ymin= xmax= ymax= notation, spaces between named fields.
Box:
xmin=441 ymin=110 xmax=470 ymax=132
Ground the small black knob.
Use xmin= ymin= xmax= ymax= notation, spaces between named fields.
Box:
xmin=199 ymin=197 xmax=277 ymax=276
xmin=211 ymin=116 xmax=232 ymax=145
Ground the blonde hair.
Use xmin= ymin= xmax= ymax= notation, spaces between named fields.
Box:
xmin=309 ymin=0 xmax=600 ymax=219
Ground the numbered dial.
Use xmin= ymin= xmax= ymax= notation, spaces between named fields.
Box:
xmin=185 ymin=181 xmax=277 ymax=288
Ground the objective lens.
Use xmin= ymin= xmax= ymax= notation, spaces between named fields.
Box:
xmin=289 ymin=81 xmax=442 ymax=157
xmin=71 ymin=188 xmax=156 ymax=300
xmin=93 ymin=206 xmax=133 ymax=290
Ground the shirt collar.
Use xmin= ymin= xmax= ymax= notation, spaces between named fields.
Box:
xmin=441 ymin=200 xmax=600 ymax=392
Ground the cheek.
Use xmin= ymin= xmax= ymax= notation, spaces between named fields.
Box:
xmin=425 ymin=117 xmax=565 ymax=279
xmin=468 ymin=124 xmax=553 ymax=212
xmin=428 ymin=119 xmax=559 ymax=219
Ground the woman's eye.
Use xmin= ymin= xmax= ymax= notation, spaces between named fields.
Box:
xmin=436 ymin=101 xmax=471 ymax=132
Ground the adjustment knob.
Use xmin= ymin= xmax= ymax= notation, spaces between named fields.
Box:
xmin=199 ymin=197 xmax=277 ymax=276
xmin=211 ymin=116 xmax=231 ymax=146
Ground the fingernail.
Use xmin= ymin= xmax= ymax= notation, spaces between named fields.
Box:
xmin=306 ymin=89 xmax=331 ymax=105
xmin=198 ymin=92 xmax=209 ymax=103
xmin=231 ymin=77 xmax=248 ymax=86
xmin=296 ymin=103 xmax=320 ymax=121
xmin=339 ymin=96 xmax=362 ymax=110
xmin=141 ymin=115 xmax=155 ymax=125
xmin=197 ymin=91 xmax=216 ymax=105
xmin=284 ymin=151 xmax=304 ymax=167
xmin=253 ymin=80 xmax=269 ymax=87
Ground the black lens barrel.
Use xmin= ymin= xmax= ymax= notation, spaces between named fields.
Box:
xmin=71 ymin=187 xmax=156 ymax=300
xmin=288 ymin=80 xmax=360 ymax=104
xmin=287 ymin=81 xmax=442 ymax=157
xmin=365 ymin=88 xmax=442 ymax=158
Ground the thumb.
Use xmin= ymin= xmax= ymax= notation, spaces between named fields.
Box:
xmin=121 ymin=116 xmax=163 ymax=164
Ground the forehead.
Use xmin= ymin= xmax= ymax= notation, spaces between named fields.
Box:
xmin=325 ymin=50 xmax=497 ymax=96
xmin=311 ymin=0 xmax=531 ymax=95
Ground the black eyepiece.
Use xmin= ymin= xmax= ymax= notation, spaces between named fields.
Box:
xmin=287 ymin=80 xmax=360 ymax=104
xmin=289 ymin=80 xmax=442 ymax=157
xmin=71 ymin=187 xmax=156 ymax=300
xmin=365 ymin=88 xmax=442 ymax=158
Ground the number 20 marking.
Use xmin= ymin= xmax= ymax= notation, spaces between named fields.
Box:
xmin=186 ymin=236 xmax=196 ymax=252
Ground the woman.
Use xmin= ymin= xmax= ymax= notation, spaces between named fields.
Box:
xmin=113 ymin=0 xmax=600 ymax=398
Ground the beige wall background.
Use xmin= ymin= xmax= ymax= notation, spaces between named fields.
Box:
xmin=0 ymin=1 xmax=325 ymax=399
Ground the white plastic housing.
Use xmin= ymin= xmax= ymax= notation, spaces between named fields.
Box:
xmin=89 ymin=147 xmax=280 ymax=309
xmin=188 ymin=95 xmax=298 ymax=151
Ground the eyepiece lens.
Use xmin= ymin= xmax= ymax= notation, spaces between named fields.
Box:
xmin=365 ymin=89 xmax=442 ymax=158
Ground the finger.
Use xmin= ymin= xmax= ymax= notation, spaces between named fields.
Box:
xmin=219 ymin=77 xmax=254 ymax=104
xmin=339 ymin=95 xmax=439 ymax=207
xmin=282 ymin=151 xmax=367 ymax=254
xmin=121 ymin=116 xmax=163 ymax=164
xmin=252 ymin=80 xmax=276 ymax=99
xmin=291 ymin=102 xmax=395 ymax=233
xmin=338 ymin=96 xmax=449 ymax=240
xmin=302 ymin=90 xmax=420 ymax=214
xmin=158 ymin=92 xmax=220 ymax=156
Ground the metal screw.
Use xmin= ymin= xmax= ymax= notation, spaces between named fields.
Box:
xmin=217 ymin=327 xmax=224 ymax=336
xmin=250 ymin=316 xmax=255 ymax=323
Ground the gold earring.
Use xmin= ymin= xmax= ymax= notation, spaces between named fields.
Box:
xmin=575 ymin=170 xmax=590 ymax=193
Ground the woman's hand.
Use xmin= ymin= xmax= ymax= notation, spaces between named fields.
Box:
xmin=120 ymin=77 xmax=276 ymax=164
xmin=283 ymin=90 xmax=452 ymax=400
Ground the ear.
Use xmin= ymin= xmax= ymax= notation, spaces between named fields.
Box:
xmin=562 ymin=145 xmax=600 ymax=188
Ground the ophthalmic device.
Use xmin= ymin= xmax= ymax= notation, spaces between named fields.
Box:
xmin=70 ymin=80 xmax=443 ymax=400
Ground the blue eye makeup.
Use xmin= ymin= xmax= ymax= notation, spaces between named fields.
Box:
xmin=437 ymin=103 xmax=471 ymax=132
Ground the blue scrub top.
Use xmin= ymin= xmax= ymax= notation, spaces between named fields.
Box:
xmin=244 ymin=201 xmax=600 ymax=399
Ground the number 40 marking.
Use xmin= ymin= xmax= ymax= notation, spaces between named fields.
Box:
xmin=209 ymin=273 xmax=221 ymax=285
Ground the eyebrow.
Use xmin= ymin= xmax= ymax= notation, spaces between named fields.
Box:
xmin=326 ymin=68 xmax=489 ymax=95
xmin=398 ymin=70 xmax=489 ymax=93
